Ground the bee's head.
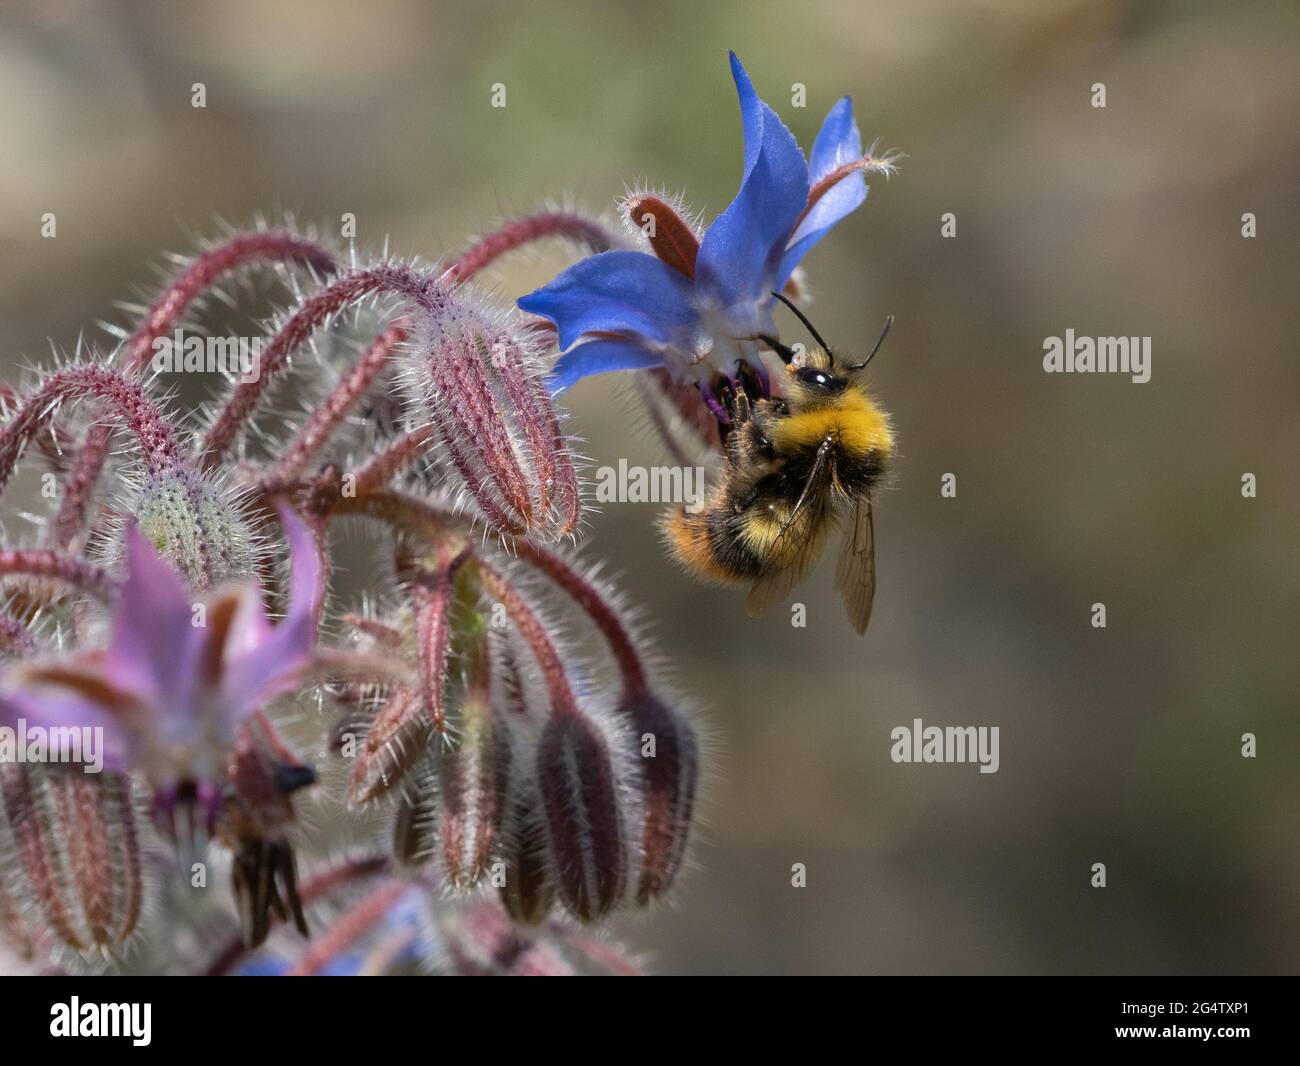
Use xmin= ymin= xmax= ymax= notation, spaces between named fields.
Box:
xmin=760 ymin=292 xmax=893 ymax=393
xmin=791 ymin=359 xmax=847 ymax=396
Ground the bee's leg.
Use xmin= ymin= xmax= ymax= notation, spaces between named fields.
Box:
xmin=704 ymin=363 xmax=766 ymax=447
xmin=703 ymin=375 xmax=745 ymax=446
xmin=698 ymin=379 xmax=731 ymax=427
xmin=716 ymin=375 xmax=737 ymax=419
xmin=738 ymin=358 xmax=770 ymax=400
xmin=731 ymin=388 xmax=752 ymax=426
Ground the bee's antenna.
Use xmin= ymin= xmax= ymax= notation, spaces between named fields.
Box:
xmin=770 ymin=291 xmax=834 ymax=362
xmin=757 ymin=333 xmax=798 ymax=364
xmin=846 ymin=314 xmax=894 ymax=371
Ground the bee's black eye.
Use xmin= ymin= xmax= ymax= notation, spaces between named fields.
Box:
xmin=796 ymin=367 xmax=845 ymax=393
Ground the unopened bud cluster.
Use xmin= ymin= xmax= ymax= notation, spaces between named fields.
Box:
xmin=0 ymin=218 xmax=699 ymax=975
xmin=338 ymin=531 xmax=699 ymax=925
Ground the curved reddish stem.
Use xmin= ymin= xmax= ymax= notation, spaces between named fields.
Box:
xmin=53 ymin=441 xmax=111 ymax=548
xmin=512 ymin=541 xmax=647 ymax=699
xmin=412 ymin=548 xmax=471 ymax=733
xmin=123 ymin=231 xmax=338 ymax=374
xmin=0 ymin=550 xmax=114 ymax=599
xmin=0 ymin=384 xmax=75 ymax=468
xmin=270 ymin=323 xmax=407 ymax=482
xmin=332 ymin=489 xmax=648 ymax=701
xmin=0 ymin=366 xmax=183 ymax=496
xmin=328 ymin=498 xmax=584 ymax=721
xmin=340 ymin=613 xmax=403 ymax=649
xmin=200 ymin=265 xmax=449 ymax=468
xmin=444 ymin=212 xmax=618 ymax=285
xmin=52 ymin=232 xmax=337 ymax=549
xmin=353 ymin=426 xmax=434 ymax=495
xmin=552 ymin=925 xmax=644 ymax=976
xmin=476 ymin=560 xmax=580 ymax=719
xmin=286 ymin=879 xmax=410 ymax=976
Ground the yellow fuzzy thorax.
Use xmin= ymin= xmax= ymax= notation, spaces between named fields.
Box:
xmin=768 ymin=389 xmax=894 ymax=458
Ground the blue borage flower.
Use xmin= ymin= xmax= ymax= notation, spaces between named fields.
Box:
xmin=518 ymin=52 xmax=895 ymax=404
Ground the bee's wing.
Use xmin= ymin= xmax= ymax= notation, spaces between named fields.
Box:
xmin=745 ymin=506 xmax=828 ymax=617
xmin=746 ymin=439 xmax=834 ymax=618
xmin=835 ymin=494 xmax=876 ymax=634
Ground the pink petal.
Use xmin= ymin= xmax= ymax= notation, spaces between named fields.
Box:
xmin=219 ymin=505 xmax=322 ymax=717
xmin=105 ymin=526 xmax=204 ymax=711
xmin=0 ymin=689 xmax=132 ymax=772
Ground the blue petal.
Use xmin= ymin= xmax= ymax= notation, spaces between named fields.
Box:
xmin=517 ymin=250 xmax=697 ymax=351
xmin=809 ymin=95 xmax=864 ymax=182
xmin=777 ymin=96 xmax=867 ymax=288
xmin=549 ymin=337 xmax=665 ymax=394
xmin=696 ymin=62 xmax=809 ymax=315
xmin=729 ymin=52 xmax=764 ymax=181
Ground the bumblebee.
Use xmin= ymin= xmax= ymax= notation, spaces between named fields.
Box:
xmin=663 ymin=294 xmax=894 ymax=634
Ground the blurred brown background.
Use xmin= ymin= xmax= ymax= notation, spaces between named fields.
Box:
xmin=1 ymin=0 xmax=1296 ymax=974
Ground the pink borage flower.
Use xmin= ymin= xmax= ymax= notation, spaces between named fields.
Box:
xmin=0 ymin=504 xmax=322 ymax=843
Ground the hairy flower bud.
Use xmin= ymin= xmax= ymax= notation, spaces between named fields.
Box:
xmin=437 ymin=640 xmax=510 ymax=889
xmin=536 ymin=709 xmax=636 ymax=922
xmin=0 ymin=873 xmax=41 ymax=960
xmin=408 ymin=298 xmax=580 ymax=540
xmin=392 ymin=791 xmax=437 ymax=867
xmin=618 ymin=693 xmax=699 ymax=903
xmin=413 ymin=549 xmax=468 ymax=733
xmin=0 ymin=765 xmax=141 ymax=953
xmin=132 ymin=468 xmax=254 ymax=589
xmin=497 ymin=790 xmax=556 ymax=926
xmin=347 ymin=687 xmax=429 ymax=806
